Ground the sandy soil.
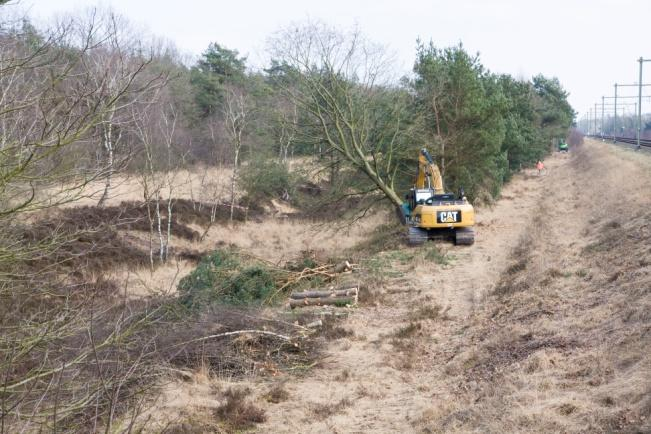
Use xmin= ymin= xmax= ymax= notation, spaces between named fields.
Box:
xmin=252 ymin=158 xmax=558 ymax=433
xmin=131 ymin=139 xmax=650 ymax=433
xmin=107 ymin=212 xmax=387 ymax=299
xmin=247 ymin=139 xmax=651 ymax=433
xmin=51 ymin=166 xmax=235 ymax=208
xmin=51 ymin=161 xmax=387 ymax=299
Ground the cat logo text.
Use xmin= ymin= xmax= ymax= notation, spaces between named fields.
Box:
xmin=437 ymin=211 xmax=461 ymax=224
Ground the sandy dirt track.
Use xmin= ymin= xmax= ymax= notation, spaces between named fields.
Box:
xmin=255 ymin=139 xmax=651 ymax=433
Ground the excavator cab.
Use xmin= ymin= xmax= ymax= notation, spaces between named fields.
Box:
xmin=402 ymin=148 xmax=475 ymax=246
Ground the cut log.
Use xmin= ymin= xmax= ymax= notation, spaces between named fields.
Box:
xmin=289 ymin=296 xmax=357 ymax=309
xmin=290 ymin=288 xmax=358 ymax=299
xmin=331 ymin=282 xmax=359 ymax=290
xmin=290 ymin=282 xmax=358 ymax=296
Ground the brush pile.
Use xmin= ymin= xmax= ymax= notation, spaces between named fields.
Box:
xmin=178 ymin=248 xmax=357 ymax=308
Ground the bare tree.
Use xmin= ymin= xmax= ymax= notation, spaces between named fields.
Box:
xmin=222 ymin=84 xmax=250 ymax=222
xmin=0 ymin=8 xmax=166 ymax=431
xmin=132 ymin=89 xmax=179 ymax=266
xmin=268 ymin=21 xmax=415 ymax=208
xmin=275 ymin=94 xmax=298 ymax=164
xmin=79 ymin=9 xmax=162 ymax=206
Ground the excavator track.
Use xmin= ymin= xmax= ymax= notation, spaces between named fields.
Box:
xmin=454 ymin=227 xmax=475 ymax=245
xmin=407 ymin=226 xmax=428 ymax=246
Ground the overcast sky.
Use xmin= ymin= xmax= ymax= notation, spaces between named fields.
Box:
xmin=24 ymin=0 xmax=651 ymax=120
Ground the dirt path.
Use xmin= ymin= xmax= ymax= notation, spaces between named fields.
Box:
xmin=257 ymin=151 xmax=577 ymax=432
xmin=144 ymin=139 xmax=649 ymax=433
xmin=256 ymin=140 xmax=651 ymax=433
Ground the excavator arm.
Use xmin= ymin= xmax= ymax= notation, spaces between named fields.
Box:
xmin=416 ymin=148 xmax=444 ymax=194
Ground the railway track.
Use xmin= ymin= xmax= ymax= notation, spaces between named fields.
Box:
xmin=588 ymin=135 xmax=651 ymax=148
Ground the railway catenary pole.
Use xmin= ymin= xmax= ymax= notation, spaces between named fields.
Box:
xmin=583 ymin=115 xmax=587 ymax=134
xmin=639 ymin=59 xmax=645 ymax=148
xmin=607 ymin=81 xmax=651 ymax=143
xmin=592 ymin=108 xmax=596 ymax=135
xmin=594 ymin=102 xmax=637 ymax=139
xmin=595 ymin=102 xmax=634 ymax=139
xmin=598 ymin=105 xmax=633 ymax=134
xmin=614 ymin=83 xmax=618 ymax=138
xmin=601 ymin=96 xmax=605 ymax=136
xmin=637 ymin=58 xmax=651 ymax=150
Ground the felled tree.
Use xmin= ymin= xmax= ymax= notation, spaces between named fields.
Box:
xmin=268 ymin=22 xmax=416 ymax=208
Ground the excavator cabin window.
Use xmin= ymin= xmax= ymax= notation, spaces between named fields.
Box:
xmin=414 ymin=190 xmax=458 ymax=205
xmin=414 ymin=189 xmax=433 ymax=204
xmin=424 ymin=193 xmax=457 ymax=205
xmin=430 ymin=193 xmax=456 ymax=201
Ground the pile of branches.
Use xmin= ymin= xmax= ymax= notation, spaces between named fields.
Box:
xmin=177 ymin=248 xmax=357 ymax=308
xmin=263 ymin=256 xmax=357 ymax=301
xmin=158 ymin=305 xmax=321 ymax=378
xmin=0 ymin=289 xmax=327 ymax=432
xmin=1 ymin=246 xmax=356 ymax=431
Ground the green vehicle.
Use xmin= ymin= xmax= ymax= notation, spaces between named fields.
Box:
xmin=558 ymin=140 xmax=569 ymax=153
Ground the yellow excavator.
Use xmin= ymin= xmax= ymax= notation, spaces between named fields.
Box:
xmin=401 ymin=148 xmax=475 ymax=245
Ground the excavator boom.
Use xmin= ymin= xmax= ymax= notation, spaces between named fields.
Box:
xmin=416 ymin=148 xmax=444 ymax=194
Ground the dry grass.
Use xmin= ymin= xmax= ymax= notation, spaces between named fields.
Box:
xmin=196 ymin=215 xmax=383 ymax=264
xmin=357 ymin=283 xmax=385 ymax=306
xmin=214 ymin=387 xmax=266 ymax=431
xmin=334 ymin=369 xmax=351 ymax=382
xmin=51 ymin=166 xmax=235 ymax=208
xmin=380 ymin=319 xmax=427 ymax=371
xmin=349 ymin=221 xmax=405 ymax=255
xmin=391 ymin=321 xmax=422 ymax=339
xmin=319 ymin=315 xmax=355 ymax=340
xmin=16 ymin=199 xmax=235 ymax=281
xmin=412 ymin=304 xmax=447 ymax=321
xmin=493 ymin=213 xmax=543 ymax=296
xmin=416 ymin=139 xmax=651 ymax=433
xmin=51 ymin=163 xmax=391 ymax=266
xmin=109 ymin=259 xmax=195 ymax=298
xmin=309 ymin=397 xmax=352 ymax=421
xmin=264 ymin=383 xmax=290 ymax=404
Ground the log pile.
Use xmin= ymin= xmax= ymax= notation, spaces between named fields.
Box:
xmin=239 ymin=253 xmax=357 ymax=305
xmin=289 ymin=283 xmax=359 ymax=309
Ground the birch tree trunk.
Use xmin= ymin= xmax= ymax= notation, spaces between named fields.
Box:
xmin=223 ymin=86 xmax=248 ymax=223
xmin=229 ymin=145 xmax=240 ymax=222
xmin=98 ymin=113 xmax=120 ymax=207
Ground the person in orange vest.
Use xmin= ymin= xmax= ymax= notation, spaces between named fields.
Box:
xmin=536 ymin=160 xmax=545 ymax=175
